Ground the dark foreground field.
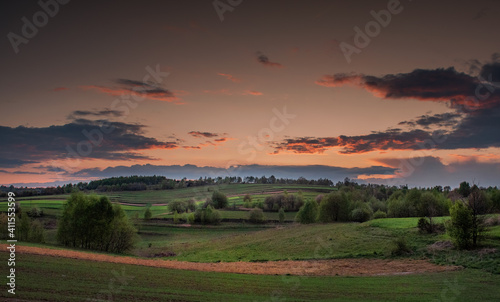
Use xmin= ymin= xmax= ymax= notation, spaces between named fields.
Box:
xmin=2 ymin=252 xmax=500 ymax=302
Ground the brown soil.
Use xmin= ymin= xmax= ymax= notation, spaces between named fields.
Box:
xmin=1 ymin=244 xmax=460 ymax=276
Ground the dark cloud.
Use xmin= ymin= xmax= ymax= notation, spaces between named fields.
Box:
xmin=272 ymin=129 xmax=437 ymax=154
xmin=256 ymin=52 xmax=284 ymax=68
xmin=0 ymin=158 xmax=36 ymax=168
xmin=0 ymin=119 xmax=179 ymax=167
xmin=184 ymin=132 xmax=233 ymax=149
xmin=188 ymin=131 xmax=220 ymax=138
xmin=68 ymin=109 xmax=125 ymax=120
xmin=398 ymin=112 xmax=462 ymax=129
xmin=316 ymin=65 xmax=500 ymax=110
xmin=0 ymin=170 xmax=43 ymax=175
xmin=82 ymin=78 xmax=179 ymax=102
xmin=296 ymin=59 xmax=500 ymax=154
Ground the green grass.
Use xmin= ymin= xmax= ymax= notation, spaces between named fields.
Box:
xmin=167 ymin=223 xmax=396 ymax=262
xmin=366 ymin=217 xmax=449 ymax=229
xmin=2 ymin=252 xmax=499 ymax=301
xmin=0 ymin=183 xmax=332 ymax=219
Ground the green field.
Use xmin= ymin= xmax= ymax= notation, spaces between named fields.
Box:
xmin=0 ymin=183 xmax=331 ymax=219
xmin=1 ymin=185 xmax=499 ymax=301
xmin=2 ymin=252 xmax=499 ymax=301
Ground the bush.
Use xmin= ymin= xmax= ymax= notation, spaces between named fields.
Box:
xmin=144 ymin=207 xmax=152 ymax=220
xmin=169 ymin=200 xmax=187 ymax=213
xmin=28 ymin=207 xmax=43 ymax=218
xmin=187 ymin=212 xmax=195 ymax=224
xmin=173 ymin=211 xmax=180 ymax=224
xmin=194 ymin=206 xmax=222 ymax=225
xmin=264 ymin=193 xmax=304 ymax=212
xmin=212 ymin=191 xmax=228 ymax=209
xmin=391 ymin=237 xmax=412 ymax=256
xmin=350 ymin=207 xmax=372 ymax=223
xmin=296 ymin=200 xmax=318 ymax=224
xmin=243 ymin=194 xmax=252 ymax=204
xmin=418 ymin=217 xmax=431 ymax=234
xmin=28 ymin=220 xmax=45 ymax=243
xmin=373 ymin=210 xmax=387 ymax=219
xmin=18 ymin=212 xmax=31 ymax=241
xmin=186 ymin=199 xmax=197 ymax=212
xmin=446 ymin=201 xmax=474 ymax=249
xmin=278 ymin=207 xmax=285 ymax=223
xmin=0 ymin=213 xmax=8 ymax=239
xmin=248 ymin=208 xmax=265 ymax=224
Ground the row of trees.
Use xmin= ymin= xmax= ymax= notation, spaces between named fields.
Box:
xmin=0 ymin=211 xmax=45 ymax=243
xmin=57 ymin=193 xmax=136 ymax=253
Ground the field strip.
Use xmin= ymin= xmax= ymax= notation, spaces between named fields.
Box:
xmin=0 ymin=244 xmax=461 ymax=276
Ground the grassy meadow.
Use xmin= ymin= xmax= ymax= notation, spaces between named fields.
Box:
xmin=1 ymin=183 xmax=500 ymax=300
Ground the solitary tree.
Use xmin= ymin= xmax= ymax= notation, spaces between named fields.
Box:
xmin=278 ymin=207 xmax=285 ymax=224
xmin=211 ymin=191 xmax=228 ymax=209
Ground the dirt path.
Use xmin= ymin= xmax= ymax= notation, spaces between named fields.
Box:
xmin=1 ymin=244 xmax=460 ymax=276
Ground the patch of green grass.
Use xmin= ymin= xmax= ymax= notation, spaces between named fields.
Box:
xmin=2 ymin=252 xmax=499 ymax=301
xmin=366 ymin=217 xmax=449 ymax=229
xmin=169 ymin=223 xmax=395 ymax=262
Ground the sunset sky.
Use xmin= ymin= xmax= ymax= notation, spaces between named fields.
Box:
xmin=1 ymin=0 xmax=500 ymax=188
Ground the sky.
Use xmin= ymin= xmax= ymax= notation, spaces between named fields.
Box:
xmin=1 ymin=0 xmax=500 ymax=188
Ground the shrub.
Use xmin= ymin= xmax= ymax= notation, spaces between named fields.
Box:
xmin=391 ymin=237 xmax=412 ymax=256
xmin=28 ymin=220 xmax=45 ymax=243
xmin=373 ymin=210 xmax=387 ymax=219
xmin=212 ymin=191 xmax=228 ymax=209
xmin=248 ymin=208 xmax=266 ymax=224
xmin=169 ymin=200 xmax=187 ymax=213
xmin=194 ymin=206 xmax=222 ymax=225
xmin=187 ymin=212 xmax=195 ymax=224
xmin=28 ymin=207 xmax=43 ymax=218
xmin=446 ymin=201 xmax=474 ymax=249
xmin=296 ymin=200 xmax=318 ymax=224
xmin=18 ymin=212 xmax=31 ymax=241
xmin=0 ymin=213 xmax=8 ymax=239
xmin=278 ymin=207 xmax=285 ymax=223
xmin=173 ymin=211 xmax=180 ymax=224
xmin=243 ymin=194 xmax=252 ymax=204
xmin=418 ymin=217 xmax=431 ymax=234
xmin=144 ymin=207 xmax=152 ymax=220
xmin=186 ymin=199 xmax=197 ymax=212
xmin=350 ymin=207 xmax=372 ymax=223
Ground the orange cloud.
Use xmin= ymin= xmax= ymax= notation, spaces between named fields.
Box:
xmin=218 ymin=73 xmax=241 ymax=83
xmin=243 ymin=90 xmax=263 ymax=96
